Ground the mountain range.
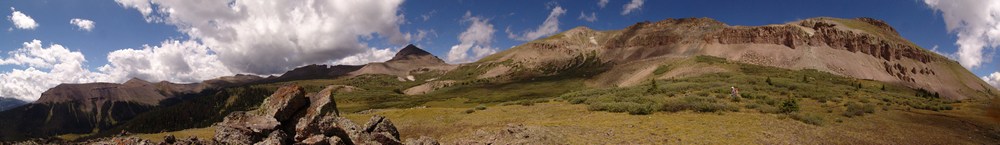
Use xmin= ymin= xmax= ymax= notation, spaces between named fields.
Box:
xmin=1 ymin=17 xmax=998 ymax=143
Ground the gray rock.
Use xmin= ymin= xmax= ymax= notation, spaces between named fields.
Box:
xmin=214 ymin=111 xmax=277 ymax=144
xmin=294 ymin=85 xmax=341 ymax=141
xmin=257 ymin=84 xmax=308 ymax=122
xmin=299 ymin=135 xmax=328 ymax=145
xmin=328 ymin=136 xmax=346 ymax=145
xmin=255 ymin=130 xmax=288 ymax=145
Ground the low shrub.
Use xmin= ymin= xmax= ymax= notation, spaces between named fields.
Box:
xmin=589 ymin=102 xmax=655 ymax=115
xmin=843 ymin=102 xmax=874 ymax=117
xmin=791 ymin=113 xmax=824 ymax=126
xmin=660 ymin=96 xmax=738 ymax=113
xmin=779 ymin=99 xmax=800 ymax=113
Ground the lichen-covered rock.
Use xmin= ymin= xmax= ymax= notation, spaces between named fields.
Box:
xmin=163 ymin=134 xmax=177 ymax=144
xmin=214 ymin=111 xmax=279 ymax=144
xmin=363 ymin=115 xmax=400 ymax=141
xmin=300 ymin=135 xmax=328 ymax=145
xmin=215 ymin=84 xmax=308 ymax=144
xmin=327 ymin=136 xmax=346 ymax=145
xmin=294 ymin=85 xmax=341 ymax=141
xmin=255 ymin=130 xmax=288 ymax=145
xmin=360 ymin=115 xmax=401 ymax=144
xmin=211 ymin=83 xmax=430 ymax=145
xmin=257 ymin=84 xmax=308 ymax=122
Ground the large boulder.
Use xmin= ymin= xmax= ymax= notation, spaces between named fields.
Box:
xmin=363 ymin=115 xmax=401 ymax=144
xmin=215 ymin=84 xmax=308 ymax=144
xmin=300 ymin=135 xmax=329 ymax=145
xmin=214 ymin=112 xmax=278 ymax=144
xmin=253 ymin=130 xmax=287 ymax=145
xmin=257 ymin=84 xmax=308 ymax=121
xmin=294 ymin=85 xmax=342 ymax=141
xmin=213 ymin=83 xmax=435 ymax=145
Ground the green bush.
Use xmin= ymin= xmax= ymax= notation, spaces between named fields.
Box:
xmin=779 ymin=99 xmax=800 ymax=113
xmin=843 ymin=102 xmax=874 ymax=117
xmin=660 ymin=96 xmax=738 ymax=113
xmin=475 ymin=104 xmax=487 ymax=110
xmin=568 ymin=98 xmax=586 ymax=104
xmin=589 ymin=102 xmax=655 ymax=115
xmin=791 ymin=113 xmax=824 ymax=126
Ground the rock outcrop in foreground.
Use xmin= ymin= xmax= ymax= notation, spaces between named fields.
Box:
xmin=213 ymin=84 xmax=439 ymax=145
xmin=62 ymin=84 xmax=439 ymax=145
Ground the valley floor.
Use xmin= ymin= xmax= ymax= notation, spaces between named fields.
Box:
xmin=338 ymin=101 xmax=998 ymax=144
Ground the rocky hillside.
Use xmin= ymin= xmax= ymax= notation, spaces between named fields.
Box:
xmin=0 ymin=76 xmax=262 ymax=140
xmin=474 ymin=17 xmax=994 ymax=100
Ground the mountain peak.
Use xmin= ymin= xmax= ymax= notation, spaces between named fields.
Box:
xmin=391 ymin=44 xmax=432 ymax=60
xmin=388 ymin=44 xmax=442 ymax=63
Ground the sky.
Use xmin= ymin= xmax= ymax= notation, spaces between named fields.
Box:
xmin=1 ymin=0 xmax=999 ymax=101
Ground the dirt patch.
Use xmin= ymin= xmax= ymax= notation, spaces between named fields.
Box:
xmin=403 ymin=80 xmax=457 ymax=95
xmin=478 ymin=65 xmax=511 ymax=79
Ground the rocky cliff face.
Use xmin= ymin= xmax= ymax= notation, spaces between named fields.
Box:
xmin=475 ymin=17 xmax=993 ymax=100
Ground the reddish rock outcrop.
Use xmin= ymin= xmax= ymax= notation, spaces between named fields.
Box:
xmin=708 ymin=18 xmax=937 ymax=63
xmin=714 ymin=25 xmax=804 ymax=49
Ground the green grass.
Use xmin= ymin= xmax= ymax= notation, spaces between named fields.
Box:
xmin=560 ymin=55 xmax=958 ymax=119
xmin=326 ymin=73 xmax=589 ymax=113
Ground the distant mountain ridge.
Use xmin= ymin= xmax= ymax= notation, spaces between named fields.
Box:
xmin=475 ymin=17 xmax=993 ymax=100
xmin=0 ymin=98 xmax=25 ymax=111
xmin=0 ymin=75 xmax=262 ymax=140
xmin=0 ymin=44 xmax=450 ymax=140
xmin=1 ymin=17 xmax=996 ymax=142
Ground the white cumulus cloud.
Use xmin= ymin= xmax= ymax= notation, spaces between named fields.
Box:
xmin=982 ymin=72 xmax=1000 ymax=89
xmin=98 ymin=40 xmax=233 ymax=83
xmin=115 ymin=0 xmax=410 ymax=75
xmin=924 ymin=0 xmax=1000 ymax=69
xmin=0 ymin=39 xmax=239 ymax=101
xmin=69 ymin=18 xmax=95 ymax=31
xmin=334 ymin=47 xmax=397 ymax=66
xmin=507 ymin=6 xmax=566 ymax=41
xmin=579 ymin=12 xmax=598 ymax=22
xmin=0 ymin=40 xmax=108 ymax=101
xmin=598 ymin=0 xmax=610 ymax=8
xmin=621 ymin=0 xmax=644 ymax=15
xmin=8 ymin=7 xmax=38 ymax=30
xmin=448 ymin=11 xmax=497 ymax=63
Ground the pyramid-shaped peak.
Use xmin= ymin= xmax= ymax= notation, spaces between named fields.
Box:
xmin=389 ymin=44 xmax=437 ymax=62
xmin=123 ymin=77 xmax=152 ymax=87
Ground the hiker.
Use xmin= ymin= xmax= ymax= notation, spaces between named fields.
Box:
xmin=730 ymin=86 xmax=741 ymax=99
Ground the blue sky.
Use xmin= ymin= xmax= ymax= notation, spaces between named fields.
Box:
xmin=0 ymin=0 xmax=997 ymax=101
